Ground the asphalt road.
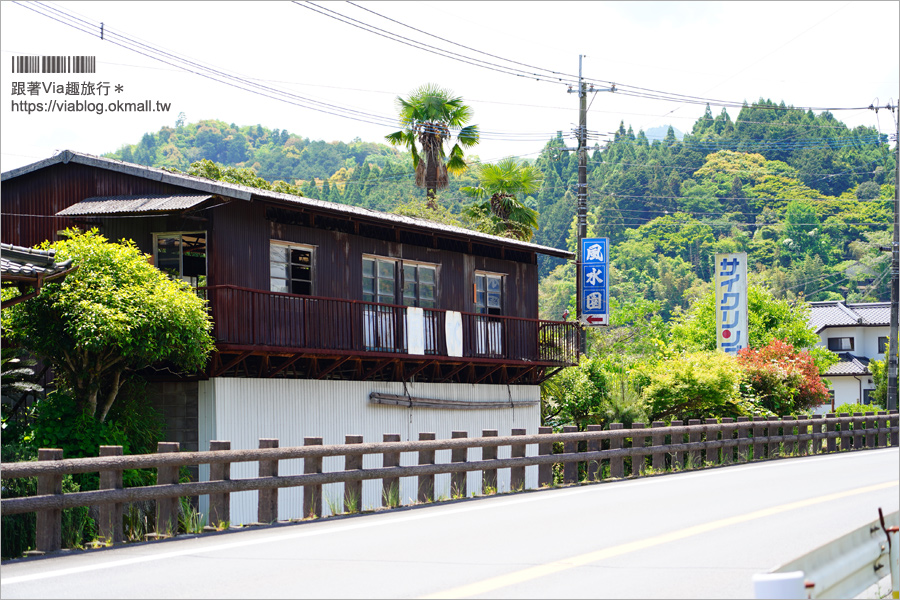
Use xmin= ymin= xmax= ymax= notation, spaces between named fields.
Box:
xmin=2 ymin=448 xmax=898 ymax=599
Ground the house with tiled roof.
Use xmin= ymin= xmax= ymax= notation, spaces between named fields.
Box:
xmin=0 ymin=243 xmax=76 ymax=309
xmin=808 ymin=301 xmax=892 ymax=407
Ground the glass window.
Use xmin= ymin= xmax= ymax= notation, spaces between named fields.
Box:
xmin=475 ymin=272 xmax=503 ymax=315
xmin=364 ymin=257 xmax=437 ymax=307
xmin=402 ymin=263 xmax=436 ymax=308
xmin=270 ymin=241 xmax=314 ymax=295
xmin=827 ymin=337 xmax=854 ymax=352
xmin=153 ymin=232 xmax=206 ymax=288
xmin=363 ymin=257 xmax=397 ymax=305
xmin=878 ymin=336 xmax=889 ymax=354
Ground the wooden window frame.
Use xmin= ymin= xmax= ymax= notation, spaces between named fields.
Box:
xmin=269 ymin=240 xmax=316 ymax=296
xmin=152 ymin=231 xmax=207 ymax=288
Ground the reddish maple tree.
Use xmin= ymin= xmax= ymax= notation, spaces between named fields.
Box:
xmin=736 ymin=339 xmax=830 ymax=415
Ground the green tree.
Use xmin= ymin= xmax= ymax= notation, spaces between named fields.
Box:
xmin=668 ymin=283 xmax=819 ymax=354
xmin=461 ymin=157 xmax=542 ymax=241
xmin=2 ymin=230 xmax=215 ymax=422
xmin=386 ymin=84 xmax=479 ymax=208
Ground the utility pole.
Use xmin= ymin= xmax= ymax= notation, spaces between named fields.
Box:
xmin=888 ymin=104 xmax=899 ymax=410
xmin=566 ymin=55 xmax=614 ymax=356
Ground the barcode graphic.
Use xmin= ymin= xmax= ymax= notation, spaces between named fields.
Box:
xmin=12 ymin=56 xmax=96 ymax=74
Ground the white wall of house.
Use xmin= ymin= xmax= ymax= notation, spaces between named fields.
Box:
xmin=815 ymin=325 xmax=888 ymax=406
xmin=827 ymin=376 xmax=872 ymax=407
xmin=198 ymin=378 xmax=541 ymax=525
xmin=816 ymin=325 xmax=890 ymax=359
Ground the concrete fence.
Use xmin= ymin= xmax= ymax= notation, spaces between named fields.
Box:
xmin=1 ymin=411 xmax=897 ymax=554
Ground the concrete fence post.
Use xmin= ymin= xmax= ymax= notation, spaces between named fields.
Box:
xmin=418 ymin=432 xmax=436 ymax=502
xmin=609 ymin=423 xmax=624 ymax=479
xmin=451 ymin=431 xmax=468 ymax=498
xmin=852 ymin=413 xmax=864 ymax=449
xmin=826 ymin=414 xmax=837 ymax=452
xmin=810 ymin=415 xmax=823 ymax=455
xmin=752 ymin=417 xmax=766 ymax=460
xmin=891 ymin=410 xmax=899 ymax=446
xmin=839 ymin=413 xmax=851 ymax=451
xmin=631 ymin=423 xmax=646 ymax=477
xmin=877 ymin=412 xmax=888 ymax=447
xmin=670 ymin=421 xmax=684 ymax=470
xmin=736 ymin=417 xmax=750 ymax=462
xmin=563 ymin=425 xmax=578 ymax=484
xmin=767 ymin=416 xmax=780 ymax=458
xmin=303 ymin=437 xmax=323 ymax=518
xmin=382 ymin=434 xmax=401 ymax=507
xmin=688 ymin=419 xmax=702 ymax=468
xmin=35 ymin=448 xmax=63 ymax=553
xmin=208 ymin=440 xmax=231 ymax=527
xmin=651 ymin=421 xmax=666 ymax=471
xmin=796 ymin=416 xmax=808 ymax=456
xmin=257 ymin=438 xmax=279 ymax=524
xmin=721 ymin=418 xmax=734 ymax=464
xmin=98 ymin=445 xmax=124 ymax=544
xmin=537 ymin=426 xmax=553 ymax=487
xmin=864 ymin=413 xmax=876 ymax=448
xmin=481 ymin=430 xmax=498 ymax=493
xmin=155 ymin=442 xmax=180 ymax=536
xmin=782 ymin=416 xmax=797 ymax=457
xmin=510 ymin=428 xmax=526 ymax=491
xmin=705 ymin=418 xmax=720 ymax=465
xmin=586 ymin=424 xmax=602 ymax=481
xmin=344 ymin=435 xmax=364 ymax=513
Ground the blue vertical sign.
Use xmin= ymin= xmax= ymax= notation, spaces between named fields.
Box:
xmin=581 ymin=237 xmax=609 ymax=326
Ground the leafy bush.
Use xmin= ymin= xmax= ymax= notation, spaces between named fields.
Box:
xmin=833 ymin=403 xmax=881 ymax=415
xmin=737 ymin=339 xmax=831 ymax=415
xmin=641 ymin=351 xmax=747 ymax=422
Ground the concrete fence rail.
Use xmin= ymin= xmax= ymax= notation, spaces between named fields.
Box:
xmin=1 ymin=412 xmax=896 ymax=554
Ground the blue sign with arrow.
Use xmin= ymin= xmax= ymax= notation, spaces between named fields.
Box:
xmin=581 ymin=237 xmax=609 ymax=326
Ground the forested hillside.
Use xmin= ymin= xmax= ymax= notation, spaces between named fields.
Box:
xmin=104 ymin=99 xmax=896 ymax=323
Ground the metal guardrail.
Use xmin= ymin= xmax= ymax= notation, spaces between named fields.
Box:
xmin=753 ymin=509 xmax=900 ymax=599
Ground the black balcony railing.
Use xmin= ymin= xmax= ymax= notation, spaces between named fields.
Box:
xmin=202 ymin=285 xmax=579 ymax=366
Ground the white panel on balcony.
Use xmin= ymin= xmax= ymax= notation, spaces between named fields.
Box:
xmin=407 ymin=307 xmax=425 ymax=355
xmin=446 ymin=310 xmax=463 ymax=357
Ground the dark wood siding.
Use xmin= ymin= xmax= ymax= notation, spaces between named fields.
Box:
xmin=267 ymin=214 xmax=538 ymax=319
xmin=2 ymin=162 xmax=540 ymax=319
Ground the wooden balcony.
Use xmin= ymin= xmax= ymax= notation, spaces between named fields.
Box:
xmin=201 ymin=285 xmax=579 ymax=385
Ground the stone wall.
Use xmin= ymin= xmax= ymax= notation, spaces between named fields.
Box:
xmin=148 ymin=381 xmax=199 ymax=480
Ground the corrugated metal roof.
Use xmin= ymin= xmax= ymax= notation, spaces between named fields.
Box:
xmin=0 ymin=243 xmax=74 ymax=281
xmin=2 ymin=150 xmax=574 ymax=259
xmin=825 ymin=353 xmax=870 ymax=376
xmin=808 ymin=301 xmax=892 ymax=333
xmin=56 ymin=194 xmax=215 ymax=216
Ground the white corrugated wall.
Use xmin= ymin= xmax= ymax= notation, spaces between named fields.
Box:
xmin=198 ymin=378 xmax=541 ymax=524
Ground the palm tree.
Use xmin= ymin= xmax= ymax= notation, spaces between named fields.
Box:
xmin=386 ymin=84 xmax=479 ymax=208
xmin=461 ymin=157 xmax=542 ymax=241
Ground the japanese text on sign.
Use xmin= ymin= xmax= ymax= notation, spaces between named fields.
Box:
xmin=715 ymin=252 xmax=748 ymax=355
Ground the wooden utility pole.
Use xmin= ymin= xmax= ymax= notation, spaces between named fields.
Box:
xmin=888 ymin=105 xmax=899 ymax=410
xmin=567 ymin=55 xmax=614 ymax=355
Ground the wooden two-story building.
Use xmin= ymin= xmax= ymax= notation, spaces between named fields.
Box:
xmin=2 ymin=150 xmax=577 ymax=520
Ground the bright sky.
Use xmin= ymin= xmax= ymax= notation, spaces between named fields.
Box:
xmin=1 ymin=1 xmax=898 ymax=173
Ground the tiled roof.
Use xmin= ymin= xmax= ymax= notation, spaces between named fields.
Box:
xmin=0 ymin=243 xmax=74 ymax=281
xmin=3 ymin=150 xmax=574 ymax=260
xmin=57 ymin=194 xmax=215 ymax=216
xmin=825 ymin=353 xmax=870 ymax=376
xmin=808 ymin=301 xmax=892 ymax=333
